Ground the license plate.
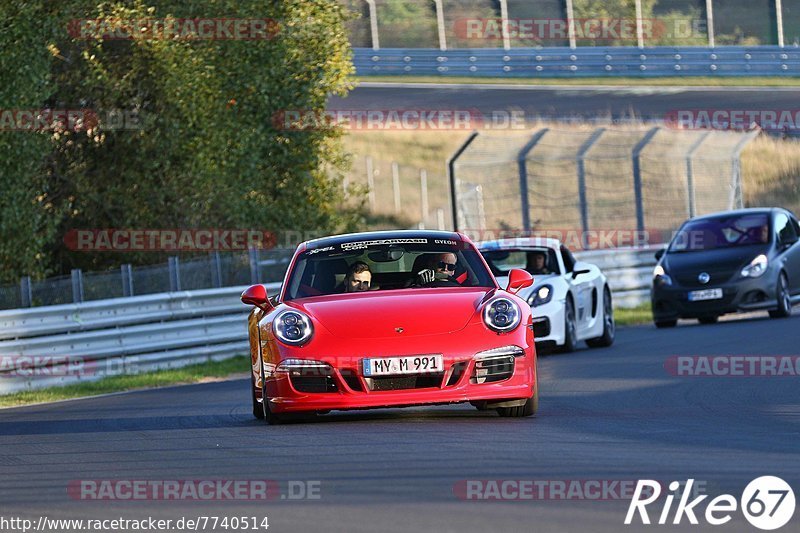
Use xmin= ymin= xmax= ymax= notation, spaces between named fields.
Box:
xmin=362 ymin=355 xmax=443 ymax=377
xmin=688 ymin=288 xmax=723 ymax=301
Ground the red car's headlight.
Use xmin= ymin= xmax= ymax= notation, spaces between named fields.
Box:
xmin=273 ymin=310 xmax=314 ymax=346
xmin=483 ymin=297 xmax=522 ymax=332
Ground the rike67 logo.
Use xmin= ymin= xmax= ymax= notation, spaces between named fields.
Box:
xmin=626 ymin=477 xmax=795 ymax=530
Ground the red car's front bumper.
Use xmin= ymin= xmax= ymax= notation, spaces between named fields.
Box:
xmin=258 ymin=324 xmax=537 ymax=413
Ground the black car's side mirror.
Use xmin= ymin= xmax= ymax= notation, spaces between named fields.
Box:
xmin=655 ymin=248 xmax=665 ymax=260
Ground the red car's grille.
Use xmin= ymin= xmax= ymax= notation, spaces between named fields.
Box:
xmin=365 ymin=373 xmax=445 ymax=391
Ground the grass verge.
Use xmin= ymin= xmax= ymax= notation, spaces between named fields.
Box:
xmin=358 ymin=75 xmax=800 ymax=87
xmin=0 ymin=356 xmax=248 ymax=408
xmin=614 ymin=304 xmax=653 ymax=326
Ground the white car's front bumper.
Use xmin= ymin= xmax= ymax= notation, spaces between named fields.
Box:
xmin=530 ymin=299 xmax=566 ymax=346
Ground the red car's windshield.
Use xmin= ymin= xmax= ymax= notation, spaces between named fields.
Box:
xmin=283 ymin=238 xmax=495 ymax=300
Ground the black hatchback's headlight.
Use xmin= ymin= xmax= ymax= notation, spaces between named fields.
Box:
xmin=273 ymin=310 xmax=314 ymax=346
xmin=483 ymin=297 xmax=522 ymax=332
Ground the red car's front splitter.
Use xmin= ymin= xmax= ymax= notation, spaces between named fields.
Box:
xmin=263 ymin=357 xmax=535 ymax=413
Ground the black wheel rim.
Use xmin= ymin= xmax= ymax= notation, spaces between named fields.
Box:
xmin=781 ymin=277 xmax=791 ymax=312
xmin=604 ymin=291 xmax=614 ymax=336
xmin=566 ymin=303 xmax=576 ymax=344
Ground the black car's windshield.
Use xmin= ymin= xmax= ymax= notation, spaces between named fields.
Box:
xmin=284 ymin=237 xmax=495 ymax=300
xmin=669 ymin=214 xmax=770 ymax=252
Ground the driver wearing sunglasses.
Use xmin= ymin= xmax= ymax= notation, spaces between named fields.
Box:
xmin=415 ymin=252 xmax=458 ymax=286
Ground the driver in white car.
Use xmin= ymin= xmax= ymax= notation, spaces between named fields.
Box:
xmin=526 ymin=251 xmax=550 ymax=275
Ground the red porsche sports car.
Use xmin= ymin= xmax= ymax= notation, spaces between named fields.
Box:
xmin=241 ymin=230 xmax=538 ymax=424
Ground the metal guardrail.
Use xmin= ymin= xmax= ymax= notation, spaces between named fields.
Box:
xmin=0 ymin=284 xmax=282 ymax=394
xmin=354 ymin=46 xmax=800 ymax=77
xmin=0 ymin=249 xmax=658 ymax=394
xmin=576 ymin=246 xmax=658 ymax=308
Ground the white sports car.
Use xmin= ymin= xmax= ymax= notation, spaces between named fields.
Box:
xmin=478 ymin=238 xmax=615 ymax=352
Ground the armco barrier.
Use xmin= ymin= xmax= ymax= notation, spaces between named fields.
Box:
xmin=0 ymin=249 xmax=659 ymax=394
xmin=354 ymin=46 xmax=800 ymax=77
xmin=0 ymin=284 xmax=281 ymax=394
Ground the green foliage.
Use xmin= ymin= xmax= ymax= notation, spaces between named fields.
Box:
xmin=0 ymin=0 xmax=358 ymax=280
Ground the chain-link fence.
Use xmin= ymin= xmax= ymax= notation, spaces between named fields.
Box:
xmin=450 ymin=127 xmax=759 ymax=246
xmin=349 ymin=154 xmax=453 ymax=230
xmin=0 ymin=249 xmax=293 ymax=311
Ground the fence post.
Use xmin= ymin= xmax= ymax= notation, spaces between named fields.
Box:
xmin=211 ymin=251 xmax=223 ymax=288
xmin=565 ymin=0 xmax=577 ymax=49
xmin=420 ymin=169 xmax=429 ymax=228
xmin=685 ymin=131 xmax=711 ymax=218
xmin=634 ymin=0 xmax=645 ymax=48
xmin=168 ymin=256 xmax=181 ymax=292
xmin=776 ymin=0 xmax=785 ymax=47
xmin=366 ymin=156 xmax=376 ymax=210
xmin=248 ymin=248 xmax=260 ymax=285
xmin=632 ymin=127 xmax=660 ymax=235
xmin=576 ymin=128 xmax=606 ymax=248
xmin=365 ymin=0 xmax=380 ymax=50
xmin=730 ymin=131 xmax=760 ymax=209
xmin=706 ymin=0 xmax=715 ymax=48
xmin=499 ymin=0 xmax=511 ymax=50
xmin=71 ymin=269 xmax=84 ymax=303
xmin=436 ymin=208 xmax=446 ymax=230
xmin=19 ymin=276 xmax=32 ymax=308
xmin=433 ymin=0 xmax=447 ymax=51
xmin=121 ymin=264 xmax=134 ymax=297
xmin=447 ymin=131 xmax=480 ymax=231
xmin=392 ymin=162 xmax=401 ymax=213
xmin=517 ymin=128 xmax=550 ymax=232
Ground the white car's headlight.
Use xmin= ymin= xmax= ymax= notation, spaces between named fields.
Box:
xmin=653 ymin=264 xmax=672 ymax=286
xmin=741 ymin=254 xmax=768 ymax=278
xmin=527 ymin=284 xmax=553 ymax=307
xmin=483 ymin=297 xmax=522 ymax=332
xmin=273 ymin=310 xmax=314 ymax=346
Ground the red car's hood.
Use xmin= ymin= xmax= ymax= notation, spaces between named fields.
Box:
xmin=291 ymin=288 xmax=494 ymax=339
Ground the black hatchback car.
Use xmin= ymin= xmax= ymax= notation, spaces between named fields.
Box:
xmin=651 ymin=208 xmax=800 ymax=327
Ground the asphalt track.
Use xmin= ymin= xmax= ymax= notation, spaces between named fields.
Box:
xmin=331 ymin=83 xmax=800 ymax=122
xmin=2 ymin=313 xmax=800 ymax=532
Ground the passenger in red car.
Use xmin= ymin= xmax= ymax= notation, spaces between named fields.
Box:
xmin=345 ymin=261 xmax=372 ymax=292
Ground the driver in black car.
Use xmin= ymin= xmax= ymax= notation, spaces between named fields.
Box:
xmin=414 ymin=252 xmax=459 ymax=286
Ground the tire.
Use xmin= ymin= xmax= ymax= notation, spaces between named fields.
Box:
xmin=655 ymin=319 xmax=677 ymax=328
xmin=586 ymin=286 xmax=615 ymax=348
xmin=769 ymin=273 xmax=792 ymax=318
xmin=496 ymin=386 xmax=538 ymax=418
xmin=251 ymin=375 xmax=265 ymax=420
xmin=560 ymin=297 xmax=578 ymax=353
xmin=698 ymin=315 xmax=719 ymax=324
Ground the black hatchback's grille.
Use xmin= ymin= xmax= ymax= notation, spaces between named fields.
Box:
xmin=471 ymin=355 xmax=515 ymax=384
xmin=366 ymin=373 xmax=444 ymax=391
xmin=674 ymin=270 xmax=736 ymax=288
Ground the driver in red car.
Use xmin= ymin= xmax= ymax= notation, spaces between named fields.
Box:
xmin=415 ymin=252 xmax=458 ymax=286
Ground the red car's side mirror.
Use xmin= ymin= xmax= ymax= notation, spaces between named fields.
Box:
xmin=506 ymin=269 xmax=533 ymax=295
xmin=241 ymin=284 xmax=272 ymax=311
